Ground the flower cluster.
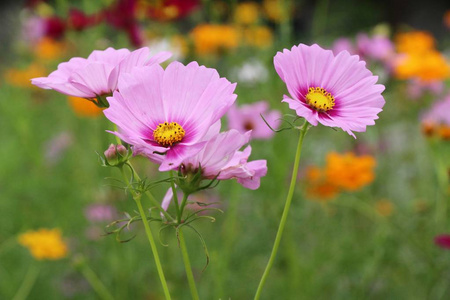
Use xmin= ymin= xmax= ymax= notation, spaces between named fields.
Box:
xmin=305 ymin=152 xmax=376 ymax=201
xmin=421 ymin=95 xmax=450 ymax=140
xmin=18 ymin=228 xmax=68 ymax=260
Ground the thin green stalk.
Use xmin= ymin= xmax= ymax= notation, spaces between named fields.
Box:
xmin=254 ymin=121 xmax=309 ymax=300
xmin=169 ymin=170 xmax=181 ymax=223
xmin=135 ymin=195 xmax=172 ymax=300
xmin=12 ymin=263 xmax=40 ymax=300
xmin=178 ymin=227 xmax=200 ymax=300
xmin=77 ymin=258 xmax=115 ymax=300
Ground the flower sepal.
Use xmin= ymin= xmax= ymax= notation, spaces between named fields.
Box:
xmin=176 ymin=164 xmax=220 ymax=196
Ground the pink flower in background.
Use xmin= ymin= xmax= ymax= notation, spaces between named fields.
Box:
xmin=331 ymin=38 xmax=356 ymax=56
xmin=357 ymin=34 xmax=394 ymax=62
xmin=227 ymin=101 xmax=281 ymax=140
xmin=84 ymin=204 xmax=118 ymax=223
xmin=32 ymin=47 xmax=171 ymax=102
xmin=274 ymin=43 xmax=385 ymax=137
xmin=104 ymin=62 xmax=237 ymax=171
xmin=407 ymin=79 xmax=444 ymax=100
xmin=180 ymin=130 xmax=267 ymax=189
xmin=44 ymin=131 xmax=73 ymax=165
xmin=422 ymin=95 xmax=450 ymax=126
xmin=435 ymin=234 xmax=450 ymax=249
xmin=22 ymin=16 xmax=46 ymax=45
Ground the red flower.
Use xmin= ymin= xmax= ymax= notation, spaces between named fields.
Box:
xmin=44 ymin=16 xmax=66 ymax=39
xmin=435 ymin=234 xmax=450 ymax=249
xmin=104 ymin=0 xmax=143 ymax=47
xmin=68 ymin=9 xmax=103 ymax=31
xmin=146 ymin=0 xmax=200 ymax=21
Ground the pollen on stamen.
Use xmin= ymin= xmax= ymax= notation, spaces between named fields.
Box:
xmin=305 ymin=87 xmax=335 ymax=112
xmin=153 ymin=122 xmax=185 ymax=147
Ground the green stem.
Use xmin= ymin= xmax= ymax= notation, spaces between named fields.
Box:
xmin=178 ymin=227 xmax=200 ymax=300
xmin=169 ymin=170 xmax=181 ymax=223
xmin=12 ymin=263 xmax=40 ymax=300
xmin=135 ymin=195 xmax=172 ymax=300
xmin=254 ymin=121 xmax=309 ymax=300
xmin=77 ymin=258 xmax=115 ymax=300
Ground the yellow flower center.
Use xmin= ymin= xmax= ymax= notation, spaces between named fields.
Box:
xmin=153 ymin=122 xmax=186 ymax=147
xmin=305 ymin=87 xmax=335 ymax=112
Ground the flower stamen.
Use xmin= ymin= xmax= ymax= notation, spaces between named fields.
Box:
xmin=305 ymin=87 xmax=335 ymax=112
xmin=153 ymin=122 xmax=185 ymax=147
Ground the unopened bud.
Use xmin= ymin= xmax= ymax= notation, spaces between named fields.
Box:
xmin=116 ymin=144 xmax=127 ymax=156
xmin=102 ymin=144 xmax=130 ymax=167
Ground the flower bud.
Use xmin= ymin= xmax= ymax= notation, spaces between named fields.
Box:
xmin=102 ymin=144 xmax=131 ymax=167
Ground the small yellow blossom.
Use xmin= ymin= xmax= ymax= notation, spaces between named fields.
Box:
xmin=18 ymin=228 xmax=68 ymax=260
xmin=262 ymin=0 xmax=283 ymax=22
xmin=191 ymin=24 xmax=239 ymax=56
xmin=243 ymin=26 xmax=273 ymax=48
xmin=68 ymin=96 xmax=104 ymax=117
xmin=234 ymin=2 xmax=260 ymax=25
xmin=325 ymin=152 xmax=376 ymax=191
xmin=4 ymin=63 xmax=46 ymax=88
xmin=375 ymin=199 xmax=394 ymax=217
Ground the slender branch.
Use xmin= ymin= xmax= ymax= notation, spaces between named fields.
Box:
xmin=254 ymin=121 xmax=309 ymax=299
xmin=178 ymin=226 xmax=200 ymax=300
xmin=12 ymin=263 xmax=40 ymax=300
xmin=76 ymin=258 xmax=115 ymax=300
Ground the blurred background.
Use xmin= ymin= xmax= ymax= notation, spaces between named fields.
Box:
xmin=1 ymin=0 xmax=450 ymax=299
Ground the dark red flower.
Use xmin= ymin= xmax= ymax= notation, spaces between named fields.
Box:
xmin=68 ymin=9 xmax=103 ymax=31
xmin=44 ymin=16 xmax=66 ymax=40
xmin=104 ymin=0 xmax=143 ymax=47
xmin=434 ymin=234 xmax=450 ymax=249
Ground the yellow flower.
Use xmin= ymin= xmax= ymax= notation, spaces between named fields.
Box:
xmin=191 ymin=24 xmax=239 ymax=56
xmin=4 ymin=63 xmax=46 ymax=88
xmin=34 ymin=37 xmax=67 ymax=61
xmin=68 ymin=96 xmax=104 ymax=117
xmin=325 ymin=152 xmax=376 ymax=191
xmin=305 ymin=166 xmax=339 ymax=201
xmin=234 ymin=2 xmax=260 ymax=25
xmin=18 ymin=228 xmax=68 ymax=260
xmin=394 ymin=51 xmax=450 ymax=81
xmin=395 ymin=31 xmax=435 ymax=54
xmin=243 ymin=26 xmax=273 ymax=48
xmin=262 ymin=0 xmax=283 ymax=22
xmin=375 ymin=199 xmax=394 ymax=217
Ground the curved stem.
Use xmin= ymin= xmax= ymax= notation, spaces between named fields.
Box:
xmin=135 ymin=195 xmax=172 ymax=300
xmin=178 ymin=227 xmax=200 ymax=300
xmin=77 ymin=258 xmax=115 ymax=300
xmin=254 ymin=121 xmax=309 ymax=300
xmin=12 ymin=263 xmax=40 ymax=300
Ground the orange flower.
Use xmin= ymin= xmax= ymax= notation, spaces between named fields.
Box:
xmin=395 ymin=31 xmax=435 ymax=54
xmin=234 ymin=2 xmax=260 ymax=25
xmin=4 ymin=63 xmax=46 ymax=88
xmin=325 ymin=152 xmax=376 ymax=191
xmin=191 ymin=24 xmax=239 ymax=55
xmin=444 ymin=10 xmax=450 ymax=29
xmin=305 ymin=166 xmax=339 ymax=201
xmin=394 ymin=51 xmax=450 ymax=82
xmin=375 ymin=199 xmax=394 ymax=217
xmin=34 ymin=37 xmax=67 ymax=61
xmin=262 ymin=0 xmax=283 ymax=22
xmin=18 ymin=228 xmax=68 ymax=260
xmin=68 ymin=96 xmax=103 ymax=117
xmin=243 ymin=26 xmax=273 ymax=48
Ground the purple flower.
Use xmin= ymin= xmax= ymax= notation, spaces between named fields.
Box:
xmin=227 ymin=101 xmax=281 ymax=140
xmin=274 ymin=43 xmax=386 ymax=138
xmin=31 ymin=47 xmax=171 ymax=101
xmin=357 ymin=34 xmax=394 ymax=62
xmin=180 ymin=129 xmax=267 ymax=189
xmin=103 ymin=62 xmax=237 ymax=171
xmin=407 ymin=79 xmax=444 ymax=100
xmin=84 ymin=204 xmax=117 ymax=223
xmin=422 ymin=95 xmax=450 ymax=126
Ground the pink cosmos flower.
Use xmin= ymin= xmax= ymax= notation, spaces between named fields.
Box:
xmin=31 ymin=47 xmax=171 ymax=103
xmin=103 ymin=62 xmax=237 ymax=171
xmin=84 ymin=204 xmax=117 ymax=223
xmin=180 ymin=129 xmax=267 ymax=189
xmin=274 ymin=43 xmax=386 ymax=137
xmin=357 ymin=33 xmax=394 ymax=62
xmin=407 ymin=79 xmax=444 ymax=100
xmin=331 ymin=38 xmax=356 ymax=56
xmin=421 ymin=95 xmax=450 ymax=126
xmin=227 ymin=101 xmax=281 ymax=139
